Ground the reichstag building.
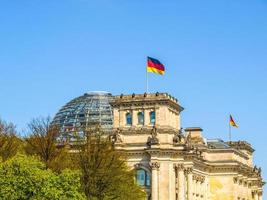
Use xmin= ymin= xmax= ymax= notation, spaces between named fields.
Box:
xmin=52 ymin=92 xmax=264 ymax=200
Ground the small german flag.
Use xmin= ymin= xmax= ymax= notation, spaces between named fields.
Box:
xmin=147 ymin=57 xmax=165 ymax=75
xmin=230 ymin=115 xmax=239 ymax=128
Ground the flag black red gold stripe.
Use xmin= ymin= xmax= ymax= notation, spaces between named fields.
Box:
xmin=230 ymin=115 xmax=239 ymax=128
xmin=147 ymin=57 xmax=165 ymax=75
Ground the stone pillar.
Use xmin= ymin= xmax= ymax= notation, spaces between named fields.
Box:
xmin=151 ymin=162 xmax=160 ymax=200
xmin=258 ymin=191 xmax=263 ymax=200
xmin=177 ymin=164 xmax=185 ymax=200
xmin=174 ymin=164 xmax=178 ymax=199
xmin=199 ymin=179 xmax=203 ymax=199
xmin=254 ymin=191 xmax=258 ymax=200
xmin=169 ymin=163 xmax=176 ymax=200
xmin=185 ymin=167 xmax=193 ymax=200
xmin=120 ymin=110 xmax=125 ymax=126
xmin=193 ymin=179 xmax=196 ymax=198
xmin=202 ymin=177 xmax=206 ymax=199
xmin=144 ymin=109 xmax=150 ymax=126
xmin=197 ymin=180 xmax=200 ymax=200
xmin=132 ymin=110 xmax=138 ymax=126
xmin=198 ymin=180 xmax=202 ymax=199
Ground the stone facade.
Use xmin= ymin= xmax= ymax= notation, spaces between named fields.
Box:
xmin=111 ymin=93 xmax=264 ymax=200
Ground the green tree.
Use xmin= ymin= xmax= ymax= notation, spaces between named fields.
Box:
xmin=25 ymin=117 xmax=71 ymax=172
xmin=0 ymin=154 xmax=86 ymax=200
xmin=75 ymin=126 xmax=145 ymax=200
xmin=0 ymin=118 xmax=22 ymax=161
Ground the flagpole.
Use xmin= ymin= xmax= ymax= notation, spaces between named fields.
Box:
xmin=229 ymin=114 xmax=232 ymax=141
xmin=146 ymin=66 xmax=148 ymax=93
xmin=229 ymin=121 xmax=232 ymax=141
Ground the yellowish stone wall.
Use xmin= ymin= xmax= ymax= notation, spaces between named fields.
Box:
xmin=111 ymin=93 xmax=263 ymax=200
xmin=209 ymin=175 xmax=235 ymax=200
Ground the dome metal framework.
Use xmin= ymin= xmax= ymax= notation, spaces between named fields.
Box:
xmin=52 ymin=91 xmax=114 ymax=141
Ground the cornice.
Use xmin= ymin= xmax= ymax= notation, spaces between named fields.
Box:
xmin=227 ymin=141 xmax=255 ymax=153
xmin=203 ymin=148 xmax=249 ymax=160
xmin=115 ymin=126 xmax=179 ymax=135
xmin=117 ymin=146 xmax=263 ymax=180
xmin=112 ymin=93 xmax=184 ymax=112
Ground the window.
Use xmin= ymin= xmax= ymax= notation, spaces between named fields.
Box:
xmin=150 ymin=111 xmax=155 ymax=125
xmin=126 ymin=112 xmax=132 ymax=125
xmin=136 ymin=169 xmax=151 ymax=187
xmin=137 ymin=112 xmax=144 ymax=125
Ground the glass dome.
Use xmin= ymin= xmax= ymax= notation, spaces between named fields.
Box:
xmin=52 ymin=91 xmax=114 ymax=141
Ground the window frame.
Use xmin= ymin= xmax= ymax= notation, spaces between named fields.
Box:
xmin=137 ymin=111 xmax=144 ymax=125
xmin=136 ymin=168 xmax=151 ymax=187
xmin=126 ymin=112 xmax=132 ymax=126
xmin=149 ymin=111 xmax=156 ymax=125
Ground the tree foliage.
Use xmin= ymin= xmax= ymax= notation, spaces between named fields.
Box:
xmin=0 ymin=118 xmax=22 ymax=161
xmin=0 ymin=154 xmax=85 ymax=200
xmin=75 ymin=127 xmax=145 ymax=200
xmin=25 ymin=117 xmax=71 ymax=172
xmin=0 ymin=117 xmax=146 ymax=200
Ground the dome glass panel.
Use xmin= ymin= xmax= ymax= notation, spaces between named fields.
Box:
xmin=52 ymin=92 xmax=114 ymax=141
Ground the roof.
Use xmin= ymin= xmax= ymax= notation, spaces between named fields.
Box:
xmin=207 ymin=139 xmax=231 ymax=149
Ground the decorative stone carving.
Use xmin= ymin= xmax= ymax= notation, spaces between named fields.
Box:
xmin=173 ymin=128 xmax=185 ymax=144
xmin=253 ymin=165 xmax=262 ymax=177
xmin=252 ymin=190 xmax=258 ymax=195
xmin=192 ymin=147 xmax=203 ymax=157
xmin=258 ymin=167 xmax=262 ymax=175
xmin=233 ymin=177 xmax=238 ymax=183
xmin=151 ymin=126 xmax=158 ymax=140
xmin=134 ymin=163 xmax=141 ymax=169
xmin=151 ymin=162 xmax=160 ymax=170
xmin=173 ymin=163 xmax=184 ymax=171
xmin=185 ymin=132 xmax=193 ymax=149
xmin=193 ymin=174 xmax=205 ymax=183
xmin=185 ymin=167 xmax=193 ymax=174
xmin=134 ymin=163 xmax=150 ymax=171
xmin=110 ymin=128 xmax=123 ymax=144
xmin=147 ymin=126 xmax=159 ymax=147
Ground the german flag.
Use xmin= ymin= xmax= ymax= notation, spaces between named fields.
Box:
xmin=230 ymin=115 xmax=239 ymax=128
xmin=147 ymin=57 xmax=165 ymax=75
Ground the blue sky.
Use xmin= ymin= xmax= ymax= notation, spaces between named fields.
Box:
xmin=1 ymin=0 xmax=267 ymax=195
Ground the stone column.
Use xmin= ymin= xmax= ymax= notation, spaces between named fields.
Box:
xmin=177 ymin=164 xmax=185 ymax=200
xmin=202 ymin=177 xmax=206 ymax=199
xmin=199 ymin=179 xmax=202 ymax=199
xmin=174 ymin=164 xmax=178 ymax=199
xmin=120 ymin=110 xmax=124 ymax=126
xmin=193 ymin=179 xmax=196 ymax=198
xmin=254 ymin=191 xmax=258 ymax=200
xmin=258 ymin=191 xmax=263 ymax=200
xmin=200 ymin=177 xmax=205 ymax=199
xmin=151 ymin=162 xmax=160 ymax=200
xmin=185 ymin=167 xmax=193 ymax=200
xmin=193 ymin=175 xmax=202 ymax=200
xmin=132 ymin=110 xmax=138 ymax=126
xmin=196 ymin=180 xmax=200 ymax=200
xmin=144 ymin=109 xmax=150 ymax=126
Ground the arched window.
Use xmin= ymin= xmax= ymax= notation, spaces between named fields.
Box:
xmin=126 ymin=112 xmax=132 ymax=125
xmin=150 ymin=111 xmax=155 ymax=125
xmin=136 ymin=169 xmax=151 ymax=187
xmin=137 ymin=112 xmax=144 ymax=125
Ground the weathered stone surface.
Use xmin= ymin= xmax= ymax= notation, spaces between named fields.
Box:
xmin=112 ymin=93 xmax=264 ymax=200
